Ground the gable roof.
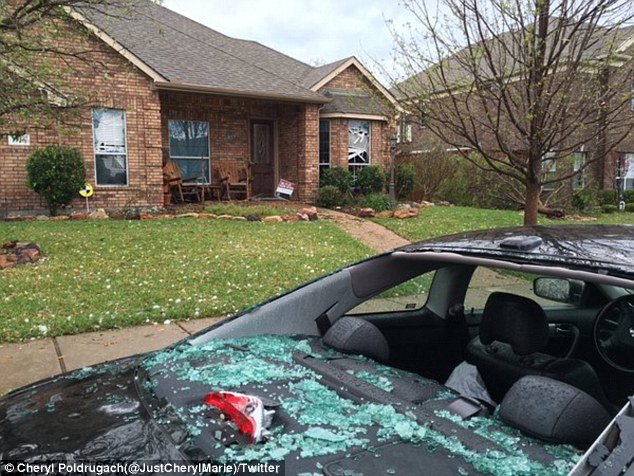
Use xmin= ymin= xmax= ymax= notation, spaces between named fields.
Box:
xmin=74 ymin=0 xmax=398 ymax=108
xmin=394 ymin=21 xmax=634 ymax=100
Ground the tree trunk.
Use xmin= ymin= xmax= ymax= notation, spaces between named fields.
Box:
xmin=524 ymin=181 xmax=541 ymax=226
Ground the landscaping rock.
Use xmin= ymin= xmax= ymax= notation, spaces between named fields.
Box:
xmin=375 ymin=210 xmax=394 ymax=219
xmin=245 ymin=215 xmax=261 ymax=222
xmin=409 ymin=208 xmax=420 ymax=218
xmin=301 ymin=206 xmax=319 ymax=221
xmin=36 ymin=215 xmax=49 ymax=221
xmin=394 ymin=209 xmax=412 ymax=219
xmin=396 ymin=203 xmax=412 ymax=212
xmin=216 ymin=214 xmax=234 ymax=220
xmin=70 ymin=212 xmax=88 ymax=220
xmin=198 ymin=213 xmax=218 ymax=219
xmin=262 ymin=215 xmax=283 ymax=223
xmin=231 ymin=216 xmax=247 ymax=221
xmin=124 ymin=209 xmax=141 ymax=220
xmin=438 ymin=201 xmax=452 ymax=207
xmin=88 ymin=209 xmax=109 ymax=220
xmin=296 ymin=212 xmax=310 ymax=221
xmin=358 ymin=208 xmax=376 ymax=218
xmin=175 ymin=213 xmax=199 ymax=219
xmin=140 ymin=214 xmax=155 ymax=220
xmin=419 ymin=201 xmax=435 ymax=208
xmin=0 ymin=241 xmax=41 ymax=269
xmin=282 ymin=215 xmax=299 ymax=222
xmin=50 ymin=215 xmax=69 ymax=221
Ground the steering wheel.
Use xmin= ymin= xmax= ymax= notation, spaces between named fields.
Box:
xmin=593 ymin=294 xmax=634 ymax=373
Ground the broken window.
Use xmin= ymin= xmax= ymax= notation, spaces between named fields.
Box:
xmin=169 ymin=120 xmax=210 ymax=183
xmin=92 ymin=109 xmax=128 ymax=186
xmin=348 ymin=120 xmax=370 ymax=180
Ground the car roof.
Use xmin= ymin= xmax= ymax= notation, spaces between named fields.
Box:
xmin=400 ymin=224 xmax=634 ymax=279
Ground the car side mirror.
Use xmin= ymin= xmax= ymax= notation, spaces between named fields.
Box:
xmin=533 ymin=277 xmax=585 ymax=306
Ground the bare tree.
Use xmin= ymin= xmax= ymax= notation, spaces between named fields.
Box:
xmin=388 ymin=0 xmax=633 ymax=225
xmin=0 ymin=0 xmax=138 ymax=134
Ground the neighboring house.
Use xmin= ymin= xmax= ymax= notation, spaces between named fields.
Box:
xmin=395 ymin=23 xmax=634 ymax=199
xmin=0 ymin=0 xmax=398 ymax=215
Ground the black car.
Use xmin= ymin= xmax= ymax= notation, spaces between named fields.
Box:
xmin=1 ymin=225 xmax=633 ymax=476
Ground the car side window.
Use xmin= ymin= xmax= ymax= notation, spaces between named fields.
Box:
xmin=464 ymin=267 xmax=576 ymax=311
xmin=347 ymin=271 xmax=436 ymax=315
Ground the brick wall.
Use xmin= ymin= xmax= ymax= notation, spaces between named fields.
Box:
xmin=0 ymin=18 xmax=163 ymax=216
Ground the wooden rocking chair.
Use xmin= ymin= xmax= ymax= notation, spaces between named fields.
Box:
xmin=162 ymin=162 xmax=202 ymax=203
xmin=217 ymin=162 xmax=250 ymax=200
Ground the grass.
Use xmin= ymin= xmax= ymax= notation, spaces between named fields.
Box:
xmin=205 ymin=203 xmax=296 ymax=217
xmin=0 ymin=219 xmax=371 ymax=342
xmin=373 ymin=206 xmax=634 ymax=242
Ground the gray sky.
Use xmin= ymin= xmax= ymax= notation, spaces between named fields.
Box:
xmin=162 ymin=0 xmax=412 ymax=79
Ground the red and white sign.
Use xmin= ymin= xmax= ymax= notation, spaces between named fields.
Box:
xmin=275 ymin=179 xmax=295 ymax=197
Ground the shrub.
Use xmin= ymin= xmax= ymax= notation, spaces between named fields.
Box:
xmin=359 ymin=193 xmax=391 ymax=212
xmin=315 ymin=185 xmax=344 ymax=209
xmin=320 ymin=167 xmax=352 ymax=193
xmin=356 ymin=165 xmax=385 ymax=195
xmin=625 ymin=203 xmax=634 ymax=213
xmin=601 ymin=204 xmax=618 ymax=214
xmin=623 ymin=190 xmax=634 ymax=204
xmin=571 ymin=189 xmax=597 ymax=212
xmin=597 ymin=189 xmax=617 ymax=206
xmin=27 ymin=146 xmax=86 ymax=215
xmin=395 ymin=163 xmax=415 ymax=200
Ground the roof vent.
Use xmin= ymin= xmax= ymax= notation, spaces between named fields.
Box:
xmin=499 ymin=236 xmax=543 ymax=251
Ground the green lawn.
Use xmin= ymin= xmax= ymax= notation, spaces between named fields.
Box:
xmin=0 ymin=219 xmax=371 ymax=342
xmin=373 ymin=206 xmax=634 ymax=242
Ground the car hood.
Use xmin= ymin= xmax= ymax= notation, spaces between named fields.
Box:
xmin=0 ymin=356 xmax=180 ymax=461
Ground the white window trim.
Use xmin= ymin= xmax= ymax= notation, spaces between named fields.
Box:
xmin=168 ymin=120 xmax=211 ymax=184
xmin=92 ymin=109 xmax=129 ymax=187
xmin=572 ymin=152 xmax=587 ymax=190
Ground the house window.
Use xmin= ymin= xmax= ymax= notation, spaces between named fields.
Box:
xmin=169 ymin=120 xmax=210 ymax=183
xmin=571 ymin=152 xmax=587 ymax=190
xmin=92 ymin=109 xmax=128 ymax=186
xmin=405 ymin=123 xmax=413 ymax=143
xmin=348 ymin=120 xmax=370 ymax=180
xmin=319 ymin=120 xmax=330 ymax=178
xmin=542 ymin=151 xmax=557 ymax=191
xmin=620 ymin=153 xmax=634 ymax=190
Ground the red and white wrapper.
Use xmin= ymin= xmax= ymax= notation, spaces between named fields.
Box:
xmin=203 ymin=391 xmax=274 ymax=443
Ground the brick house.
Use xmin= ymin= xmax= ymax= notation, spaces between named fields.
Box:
xmin=0 ymin=1 xmax=398 ymax=215
xmin=395 ymin=24 xmax=634 ymax=201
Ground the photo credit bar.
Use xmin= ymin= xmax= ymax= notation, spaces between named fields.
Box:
xmin=0 ymin=461 xmax=285 ymax=475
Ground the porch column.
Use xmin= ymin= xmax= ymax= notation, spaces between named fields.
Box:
xmin=297 ymin=104 xmax=320 ymax=202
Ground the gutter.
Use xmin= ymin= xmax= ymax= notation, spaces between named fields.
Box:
xmin=153 ymin=81 xmax=330 ymax=105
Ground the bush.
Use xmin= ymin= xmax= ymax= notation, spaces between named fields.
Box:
xmin=359 ymin=193 xmax=391 ymax=212
xmin=623 ymin=190 xmax=634 ymax=204
xmin=395 ymin=163 xmax=415 ymax=200
xmin=356 ymin=165 xmax=385 ymax=195
xmin=27 ymin=146 xmax=86 ymax=215
xmin=320 ymin=167 xmax=352 ymax=193
xmin=625 ymin=203 xmax=634 ymax=213
xmin=601 ymin=204 xmax=618 ymax=214
xmin=571 ymin=189 xmax=597 ymax=212
xmin=597 ymin=189 xmax=617 ymax=206
xmin=315 ymin=185 xmax=344 ymax=209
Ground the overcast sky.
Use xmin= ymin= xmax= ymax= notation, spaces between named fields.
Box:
xmin=162 ymin=0 xmax=414 ymax=81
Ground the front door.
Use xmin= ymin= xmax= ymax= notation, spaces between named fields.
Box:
xmin=250 ymin=120 xmax=275 ymax=196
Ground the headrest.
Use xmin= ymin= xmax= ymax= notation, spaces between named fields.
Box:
xmin=323 ymin=317 xmax=389 ymax=362
xmin=479 ymin=292 xmax=549 ymax=355
xmin=499 ymin=376 xmax=611 ymax=448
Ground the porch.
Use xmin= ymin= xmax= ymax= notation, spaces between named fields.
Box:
xmin=159 ymin=91 xmax=320 ymax=205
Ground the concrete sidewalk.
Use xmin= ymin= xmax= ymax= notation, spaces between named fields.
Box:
xmin=0 ymin=317 xmax=223 ymax=395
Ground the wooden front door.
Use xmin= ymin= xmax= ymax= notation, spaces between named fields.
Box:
xmin=250 ymin=120 xmax=275 ymax=196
